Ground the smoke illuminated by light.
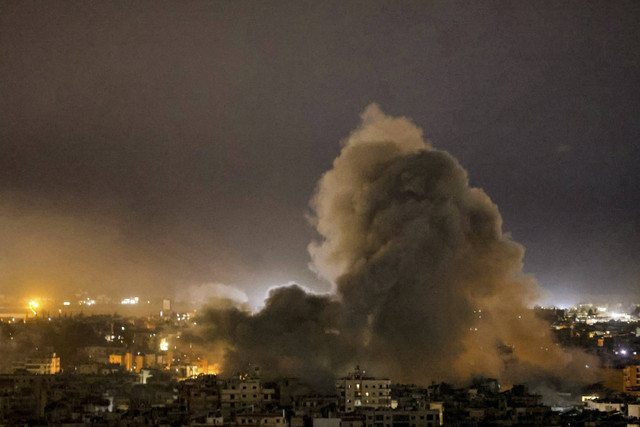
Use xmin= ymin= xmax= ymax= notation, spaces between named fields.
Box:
xmin=194 ymin=104 xmax=599 ymax=386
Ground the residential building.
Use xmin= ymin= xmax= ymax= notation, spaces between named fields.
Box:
xmin=236 ymin=412 xmax=287 ymax=427
xmin=335 ymin=368 xmax=391 ymax=413
xmin=363 ymin=409 xmax=440 ymax=427
xmin=221 ymin=377 xmax=275 ymax=415
xmin=12 ymin=353 xmax=61 ymax=375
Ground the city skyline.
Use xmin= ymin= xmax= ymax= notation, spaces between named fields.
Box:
xmin=4 ymin=4 xmax=640 ymax=425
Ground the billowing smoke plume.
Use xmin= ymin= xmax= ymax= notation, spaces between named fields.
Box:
xmin=194 ymin=284 xmax=357 ymax=390
xmin=196 ymin=104 xmax=596 ymax=386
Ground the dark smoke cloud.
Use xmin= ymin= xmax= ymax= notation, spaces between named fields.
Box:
xmin=194 ymin=285 xmax=357 ymax=390
xmin=196 ymin=105 xmax=597 ymax=386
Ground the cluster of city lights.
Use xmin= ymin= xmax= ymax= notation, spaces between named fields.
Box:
xmin=121 ymin=297 xmax=140 ymax=305
xmin=614 ymin=349 xmax=638 ymax=356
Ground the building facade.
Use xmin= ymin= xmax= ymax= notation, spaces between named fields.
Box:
xmin=335 ymin=369 xmax=391 ymax=413
xmin=12 ymin=353 xmax=61 ymax=375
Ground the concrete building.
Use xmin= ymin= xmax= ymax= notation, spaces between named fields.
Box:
xmin=362 ymin=409 xmax=440 ymax=427
xmin=221 ymin=377 xmax=275 ymax=415
xmin=313 ymin=418 xmax=341 ymax=427
xmin=85 ymin=346 xmax=111 ymax=364
xmin=236 ymin=412 xmax=287 ymax=427
xmin=585 ymin=400 xmax=624 ymax=412
xmin=108 ymin=352 xmax=136 ymax=371
xmin=173 ymin=363 xmax=199 ymax=380
xmin=602 ymin=365 xmax=640 ymax=396
xmin=0 ymin=373 xmax=50 ymax=421
xmin=624 ymin=365 xmax=640 ymax=395
xmin=12 ymin=353 xmax=61 ymax=374
xmin=109 ymin=351 xmax=165 ymax=373
xmin=340 ymin=415 xmax=365 ymax=427
xmin=179 ymin=375 xmax=220 ymax=412
xmin=335 ymin=368 xmax=391 ymax=413
xmin=180 ymin=375 xmax=276 ymax=416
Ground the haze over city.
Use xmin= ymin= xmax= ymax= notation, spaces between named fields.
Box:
xmin=3 ymin=2 xmax=640 ymax=425
xmin=2 ymin=1 xmax=639 ymax=310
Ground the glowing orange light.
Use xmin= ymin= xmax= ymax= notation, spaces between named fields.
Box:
xmin=28 ymin=300 xmax=39 ymax=315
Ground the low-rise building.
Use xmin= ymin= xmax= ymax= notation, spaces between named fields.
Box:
xmin=362 ymin=408 xmax=440 ymax=427
xmin=236 ymin=412 xmax=287 ymax=427
xmin=585 ymin=400 xmax=624 ymax=412
xmin=12 ymin=353 xmax=61 ymax=374
xmin=221 ymin=377 xmax=275 ymax=415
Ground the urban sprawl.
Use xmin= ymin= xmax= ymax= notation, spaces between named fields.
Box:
xmin=3 ymin=298 xmax=640 ymax=426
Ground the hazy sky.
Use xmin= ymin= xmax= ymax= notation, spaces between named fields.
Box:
xmin=1 ymin=1 xmax=639 ymax=307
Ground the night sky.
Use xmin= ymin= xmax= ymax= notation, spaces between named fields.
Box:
xmin=1 ymin=1 xmax=639 ymax=307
